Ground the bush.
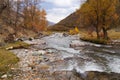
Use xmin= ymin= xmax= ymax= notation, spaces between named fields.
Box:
xmin=69 ymin=27 xmax=80 ymax=35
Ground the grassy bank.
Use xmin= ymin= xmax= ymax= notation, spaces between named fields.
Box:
xmin=3 ymin=41 xmax=30 ymax=49
xmin=80 ymin=37 xmax=108 ymax=44
xmin=0 ymin=41 xmax=30 ymax=77
xmin=79 ymin=30 xmax=120 ymax=44
xmin=108 ymin=30 xmax=120 ymax=39
xmin=0 ymin=49 xmax=19 ymax=75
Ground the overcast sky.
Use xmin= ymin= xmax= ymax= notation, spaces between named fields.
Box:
xmin=41 ymin=0 xmax=81 ymax=23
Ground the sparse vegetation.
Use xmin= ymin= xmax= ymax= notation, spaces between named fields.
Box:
xmin=0 ymin=48 xmax=19 ymax=76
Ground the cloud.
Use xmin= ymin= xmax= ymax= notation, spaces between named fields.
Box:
xmin=47 ymin=13 xmax=65 ymax=23
xmin=42 ymin=0 xmax=81 ymax=23
xmin=45 ymin=0 xmax=71 ymax=7
xmin=46 ymin=7 xmax=79 ymax=23
xmin=44 ymin=0 xmax=80 ymax=7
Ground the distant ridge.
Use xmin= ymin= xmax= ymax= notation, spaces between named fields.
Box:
xmin=48 ymin=21 xmax=55 ymax=26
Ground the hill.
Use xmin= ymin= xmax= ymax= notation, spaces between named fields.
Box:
xmin=48 ymin=11 xmax=82 ymax=31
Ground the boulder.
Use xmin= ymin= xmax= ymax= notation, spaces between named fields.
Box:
xmin=63 ymin=33 xmax=69 ymax=37
xmin=28 ymin=37 xmax=34 ymax=41
xmin=6 ymin=46 xmax=13 ymax=50
xmin=70 ymin=40 xmax=86 ymax=48
xmin=15 ymin=37 xmax=28 ymax=41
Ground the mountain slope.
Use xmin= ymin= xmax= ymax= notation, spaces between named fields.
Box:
xmin=48 ymin=11 xmax=81 ymax=31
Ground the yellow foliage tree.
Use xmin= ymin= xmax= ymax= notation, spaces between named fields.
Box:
xmin=69 ymin=27 xmax=80 ymax=35
xmin=23 ymin=6 xmax=47 ymax=32
xmin=79 ymin=0 xmax=118 ymax=39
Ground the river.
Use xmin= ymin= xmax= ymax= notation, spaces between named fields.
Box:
xmin=41 ymin=33 xmax=120 ymax=73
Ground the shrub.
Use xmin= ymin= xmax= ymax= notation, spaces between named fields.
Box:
xmin=69 ymin=27 xmax=80 ymax=35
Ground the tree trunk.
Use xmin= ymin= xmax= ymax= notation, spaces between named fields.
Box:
xmin=95 ymin=26 xmax=100 ymax=39
xmin=102 ymin=27 xmax=108 ymax=40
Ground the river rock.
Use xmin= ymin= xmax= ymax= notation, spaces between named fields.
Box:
xmin=63 ymin=33 xmax=69 ymax=37
xmin=15 ymin=37 xmax=28 ymax=41
xmin=31 ymin=50 xmax=46 ymax=56
xmin=70 ymin=40 xmax=86 ymax=48
xmin=24 ymin=39 xmax=46 ymax=45
xmin=28 ymin=37 xmax=34 ymax=41
xmin=38 ymin=50 xmax=46 ymax=55
xmin=6 ymin=46 xmax=13 ymax=50
xmin=44 ymin=57 xmax=49 ymax=62
xmin=1 ymin=74 xmax=7 ymax=78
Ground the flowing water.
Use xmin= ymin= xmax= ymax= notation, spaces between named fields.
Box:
xmin=41 ymin=33 xmax=120 ymax=74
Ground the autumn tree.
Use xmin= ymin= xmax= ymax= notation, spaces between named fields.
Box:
xmin=0 ymin=0 xmax=47 ymax=33
xmin=79 ymin=0 xmax=101 ymax=39
xmin=39 ymin=9 xmax=47 ymax=31
xmin=79 ymin=0 xmax=118 ymax=40
xmin=23 ymin=0 xmax=47 ymax=32
xmin=100 ymin=0 xmax=118 ymax=39
xmin=116 ymin=0 xmax=120 ymax=27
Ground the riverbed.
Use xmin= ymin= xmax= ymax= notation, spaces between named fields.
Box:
xmin=11 ymin=33 xmax=120 ymax=80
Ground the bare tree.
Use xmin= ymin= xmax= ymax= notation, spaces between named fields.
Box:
xmin=0 ymin=0 xmax=8 ymax=15
xmin=14 ymin=0 xmax=22 ymax=28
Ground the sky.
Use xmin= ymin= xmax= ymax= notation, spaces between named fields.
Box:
xmin=41 ymin=0 xmax=81 ymax=23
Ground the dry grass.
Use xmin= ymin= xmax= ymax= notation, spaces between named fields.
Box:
xmin=79 ymin=30 xmax=120 ymax=44
xmin=80 ymin=30 xmax=108 ymax=44
xmin=80 ymin=30 xmax=120 ymax=40
xmin=3 ymin=41 xmax=30 ymax=49
xmin=108 ymin=30 xmax=120 ymax=40
xmin=80 ymin=37 xmax=108 ymax=44
xmin=0 ymin=41 xmax=30 ymax=76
